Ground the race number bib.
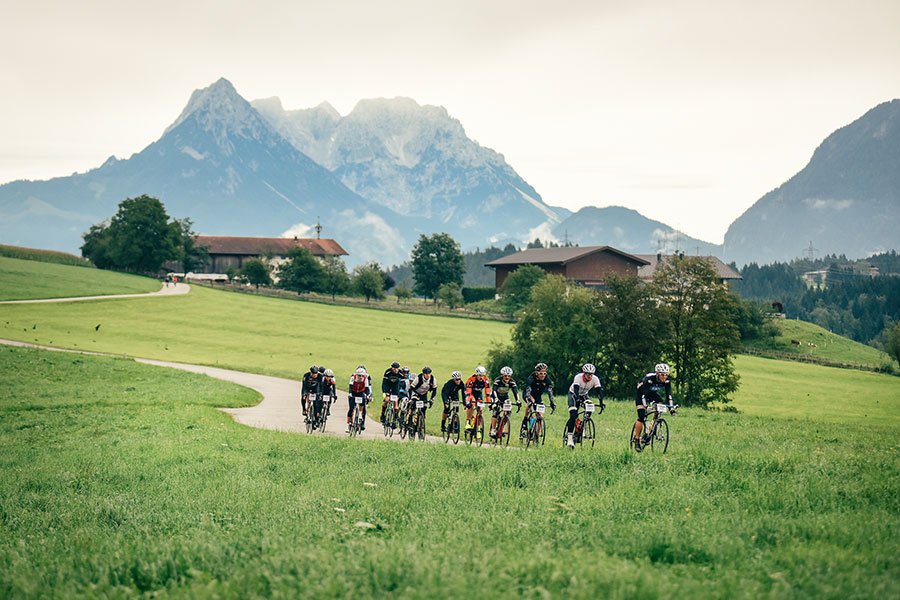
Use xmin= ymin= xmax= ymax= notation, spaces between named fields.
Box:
xmin=656 ymin=404 xmax=668 ymax=413
xmin=584 ymin=402 xmax=594 ymax=413
xmin=451 ymin=400 xmax=460 ymax=408
xmin=503 ymin=402 xmax=512 ymax=412
xmin=536 ymin=404 xmax=546 ymax=414
xmin=477 ymin=402 xmax=485 ymax=409
xmin=323 ymin=395 xmax=330 ymax=403
xmin=355 ymin=396 xmax=363 ymax=405
xmin=390 ymin=394 xmax=398 ymax=402
xmin=415 ymin=400 xmax=424 ymax=409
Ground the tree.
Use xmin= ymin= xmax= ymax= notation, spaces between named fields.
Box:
xmin=177 ymin=218 xmax=209 ymax=273
xmin=319 ymin=255 xmax=350 ymax=300
xmin=436 ymin=282 xmax=463 ymax=309
xmin=239 ymin=258 xmax=271 ymax=289
xmin=81 ymin=195 xmax=182 ymax=273
xmin=276 ymin=247 xmax=323 ymax=294
xmin=394 ymin=284 xmax=413 ymax=303
xmin=410 ymin=233 xmax=465 ymax=301
xmin=886 ymin=322 xmax=900 ymax=369
xmin=499 ymin=264 xmax=546 ymax=312
xmin=655 ymin=256 xmax=741 ymax=407
xmin=352 ymin=263 xmax=386 ymax=302
xmin=594 ymin=276 xmax=665 ymax=398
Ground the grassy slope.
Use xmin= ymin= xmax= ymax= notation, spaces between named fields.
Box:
xmin=0 ymin=256 xmax=160 ymax=301
xmin=0 ymin=284 xmax=511 ymax=381
xmin=0 ymin=243 xmax=90 ymax=266
xmin=744 ymin=318 xmax=893 ymax=368
xmin=1 ymin=345 xmax=899 ymax=598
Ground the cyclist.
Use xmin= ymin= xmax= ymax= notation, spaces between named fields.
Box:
xmin=566 ymin=363 xmax=605 ymax=448
xmin=520 ymin=362 xmax=556 ymax=439
xmin=633 ymin=363 xmax=673 ymax=451
xmin=301 ymin=365 xmax=320 ymax=418
xmin=440 ymin=371 xmax=466 ymax=433
xmin=405 ymin=366 xmax=436 ymax=431
xmin=490 ymin=366 xmax=520 ymax=439
xmin=315 ymin=368 xmax=338 ymax=422
xmin=346 ymin=367 xmax=372 ymax=433
xmin=380 ymin=361 xmax=403 ymax=424
xmin=464 ymin=366 xmax=492 ymax=431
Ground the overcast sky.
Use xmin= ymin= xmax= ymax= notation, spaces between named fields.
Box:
xmin=2 ymin=0 xmax=899 ymax=243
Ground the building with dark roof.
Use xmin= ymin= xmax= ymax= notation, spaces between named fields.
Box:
xmin=186 ymin=236 xmax=347 ymax=274
xmin=636 ymin=253 xmax=742 ymax=283
xmin=484 ymin=246 xmax=650 ymax=289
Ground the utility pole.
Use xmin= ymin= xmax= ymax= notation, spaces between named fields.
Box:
xmin=803 ymin=241 xmax=818 ymax=261
xmin=314 ymin=217 xmax=322 ymax=240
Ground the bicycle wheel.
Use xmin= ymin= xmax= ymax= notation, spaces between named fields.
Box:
xmin=475 ymin=414 xmax=484 ymax=446
xmin=318 ymin=406 xmax=328 ymax=433
xmin=582 ymin=418 xmax=595 ymax=448
xmin=384 ymin=405 xmax=394 ymax=438
xmin=349 ymin=408 xmax=358 ymax=438
xmin=443 ymin=414 xmax=451 ymax=443
xmin=306 ymin=412 xmax=314 ymax=434
xmin=651 ymin=418 xmax=669 ymax=453
xmin=451 ymin=414 xmax=460 ymax=444
xmin=499 ymin=416 xmax=510 ymax=446
xmin=417 ymin=412 xmax=426 ymax=441
xmin=399 ymin=409 xmax=408 ymax=440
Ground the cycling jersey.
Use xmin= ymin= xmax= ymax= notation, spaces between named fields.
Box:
xmin=524 ymin=372 xmax=554 ymax=404
xmin=635 ymin=373 xmax=672 ymax=407
xmin=409 ymin=374 xmax=437 ymax=399
xmin=349 ymin=375 xmax=371 ymax=397
xmin=491 ymin=376 xmax=519 ymax=402
xmin=569 ymin=373 xmax=603 ymax=401
xmin=382 ymin=367 xmax=402 ymax=395
xmin=318 ymin=377 xmax=337 ymax=399
xmin=465 ymin=375 xmax=491 ymax=402
xmin=301 ymin=372 xmax=321 ymax=395
xmin=441 ymin=378 xmax=466 ymax=404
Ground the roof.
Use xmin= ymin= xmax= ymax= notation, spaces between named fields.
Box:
xmin=484 ymin=246 xmax=650 ymax=267
xmin=194 ymin=236 xmax=348 ymax=256
xmin=636 ymin=254 xmax=742 ymax=280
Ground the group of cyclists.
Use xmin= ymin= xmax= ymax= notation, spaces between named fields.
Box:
xmin=300 ymin=359 xmax=675 ymax=450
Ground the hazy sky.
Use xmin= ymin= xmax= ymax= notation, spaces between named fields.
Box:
xmin=2 ymin=0 xmax=899 ymax=243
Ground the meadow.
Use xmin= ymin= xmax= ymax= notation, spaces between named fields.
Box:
xmin=0 ymin=256 xmax=160 ymax=301
xmin=2 ymin=344 xmax=899 ymax=598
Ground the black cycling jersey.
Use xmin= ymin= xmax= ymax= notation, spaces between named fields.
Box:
xmin=524 ymin=372 xmax=554 ymax=403
xmin=491 ymin=376 xmax=519 ymax=402
xmin=382 ymin=367 xmax=402 ymax=395
xmin=301 ymin=372 xmax=321 ymax=395
xmin=635 ymin=373 xmax=672 ymax=406
xmin=441 ymin=379 xmax=466 ymax=404
xmin=318 ymin=377 xmax=337 ymax=399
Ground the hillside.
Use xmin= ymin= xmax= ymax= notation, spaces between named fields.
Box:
xmin=724 ymin=99 xmax=900 ymax=266
xmin=0 ymin=256 xmax=160 ymax=301
xmin=0 ymin=244 xmax=91 ymax=267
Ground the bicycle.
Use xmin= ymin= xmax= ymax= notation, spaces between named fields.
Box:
xmin=383 ymin=394 xmax=399 ymax=438
xmin=405 ymin=396 xmax=429 ymax=441
xmin=490 ymin=399 xmax=521 ymax=447
xmin=524 ymin=402 xmax=550 ymax=448
xmin=564 ymin=398 xmax=602 ymax=448
xmin=443 ymin=399 xmax=462 ymax=444
xmin=398 ymin=396 xmax=410 ymax=440
xmin=464 ymin=398 xmax=487 ymax=446
xmin=630 ymin=403 xmax=678 ymax=453
xmin=348 ymin=394 xmax=369 ymax=437
xmin=317 ymin=394 xmax=331 ymax=433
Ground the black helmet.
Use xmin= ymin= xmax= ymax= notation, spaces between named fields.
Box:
xmin=318 ymin=366 xmax=326 ymax=374
xmin=422 ymin=366 xmax=432 ymax=374
xmin=310 ymin=365 xmax=318 ymax=373
xmin=391 ymin=361 xmax=400 ymax=369
xmin=401 ymin=366 xmax=410 ymax=374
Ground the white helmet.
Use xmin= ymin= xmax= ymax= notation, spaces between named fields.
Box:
xmin=655 ymin=363 xmax=670 ymax=374
xmin=324 ymin=369 xmax=334 ymax=377
xmin=582 ymin=363 xmax=596 ymax=374
xmin=500 ymin=366 xmax=513 ymax=376
xmin=451 ymin=371 xmax=462 ymax=379
xmin=475 ymin=366 xmax=487 ymax=376
xmin=355 ymin=367 xmax=368 ymax=376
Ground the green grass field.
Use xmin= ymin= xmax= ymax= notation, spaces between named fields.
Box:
xmin=2 ymin=345 xmax=898 ymax=598
xmin=0 ymin=256 xmax=161 ymax=301
xmin=744 ymin=317 xmax=894 ymax=369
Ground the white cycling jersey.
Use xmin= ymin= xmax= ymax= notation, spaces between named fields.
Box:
xmin=568 ymin=373 xmax=602 ymax=398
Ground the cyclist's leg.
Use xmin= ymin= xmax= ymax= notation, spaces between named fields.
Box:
xmin=565 ymin=392 xmax=578 ymax=433
xmin=634 ymin=404 xmax=646 ymax=440
xmin=301 ymin=392 xmax=309 ymax=415
xmin=465 ymin=399 xmax=474 ymax=428
xmin=380 ymin=394 xmax=389 ymax=422
xmin=441 ymin=401 xmax=450 ymax=431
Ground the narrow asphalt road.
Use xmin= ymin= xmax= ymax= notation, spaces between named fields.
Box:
xmin=0 ymin=282 xmax=190 ymax=304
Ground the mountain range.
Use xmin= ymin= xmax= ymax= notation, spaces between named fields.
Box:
xmin=0 ymin=78 xmax=897 ymax=268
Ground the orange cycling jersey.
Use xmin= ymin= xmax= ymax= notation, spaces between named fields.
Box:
xmin=465 ymin=375 xmax=491 ymax=402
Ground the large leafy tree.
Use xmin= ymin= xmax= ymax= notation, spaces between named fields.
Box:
xmin=594 ymin=276 xmax=666 ymax=398
xmin=655 ymin=256 xmax=741 ymax=407
xmin=276 ymin=247 xmax=323 ymax=294
xmin=410 ymin=233 xmax=465 ymax=301
xmin=320 ymin=255 xmax=350 ymax=300
xmin=177 ymin=218 xmax=209 ymax=273
xmin=352 ymin=263 xmax=386 ymax=302
xmin=499 ymin=264 xmax=546 ymax=312
xmin=239 ymin=258 xmax=272 ymax=289
xmin=886 ymin=322 xmax=900 ymax=369
xmin=81 ymin=195 xmax=182 ymax=273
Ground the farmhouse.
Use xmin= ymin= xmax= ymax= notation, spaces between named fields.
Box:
xmin=190 ymin=236 xmax=348 ymax=274
xmin=484 ymin=246 xmax=650 ymax=289
xmin=636 ymin=253 xmax=742 ymax=284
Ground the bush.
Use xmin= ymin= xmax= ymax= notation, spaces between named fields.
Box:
xmin=462 ymin=287 xmax=495 ymax=304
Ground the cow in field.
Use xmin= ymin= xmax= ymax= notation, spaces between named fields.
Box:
xmin=791 ymin=339 xmax=801 ymax=346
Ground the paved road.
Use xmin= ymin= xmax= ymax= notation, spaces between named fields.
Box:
xmin=0 ymin=282 xmax=190 ymax=304
xmin=0 ymin=337 xmax=438 ymax=443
